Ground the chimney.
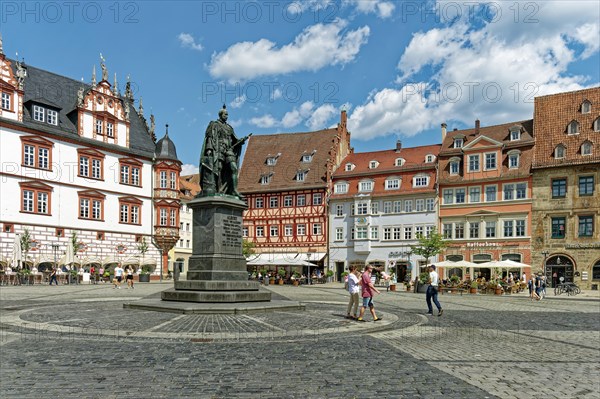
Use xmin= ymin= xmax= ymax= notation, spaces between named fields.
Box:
xmin=475 ymin=119 xmax=480 ymax=133
xmin=441 ymin=123 xmax=447 ymax=142
xmin=396 ymin=140 xmax=402 ymax=152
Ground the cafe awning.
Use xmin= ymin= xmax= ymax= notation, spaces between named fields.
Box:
xmin=246 ymin=253 xmax=315 ymax=266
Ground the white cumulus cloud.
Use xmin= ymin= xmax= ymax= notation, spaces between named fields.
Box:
xmin=208 ymin=19 xmax=370 ymax=82
xmin=181 ymin=164 xmax=199 ymax=176
xmin=177 ymin=33 xmax=203 ymax=51
xmin=344 ymin=0 xmax=395 ymax=19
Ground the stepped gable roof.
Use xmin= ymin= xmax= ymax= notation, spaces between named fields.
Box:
xmin=8 ymin=60 xmax=156 ymax=157
xmin=238 ymin=128 xmax=339 ymax=193
xmin=334 ymin=144 xmax=442 ymax=177
xmin=155 ymin=129 xmax=180 ymax=162
xmin=533 ymin=87 xmax=600 ymax=168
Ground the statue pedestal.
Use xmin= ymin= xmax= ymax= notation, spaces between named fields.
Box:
xmin=161 ymin=195 xmax=271 ymax=303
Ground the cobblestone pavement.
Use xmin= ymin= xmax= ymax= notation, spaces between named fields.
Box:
xmin=1 ymin=282 xmax=599 ymax=398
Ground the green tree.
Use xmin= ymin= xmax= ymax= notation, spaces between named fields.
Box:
xmin=410 ymin=229 xmax=448 ymax=265
xmin=137 ymin=237 xmax=150 ymax=273
xmin=71 ymin=232 xmax=83 ymax=255
xmin=20 ymin=228 xmax=32 ymax=270
xmin=242 ymin=239 xmax=256 ymax=258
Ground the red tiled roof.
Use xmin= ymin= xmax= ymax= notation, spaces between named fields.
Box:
xmin=239 ymin=128 xmax=344 ymax=193
xmin=179 ymin=174 xmax=200 ymax=200
xmin=438 ymin=120 xmax=534 ymax=184
xmin=532 ymin=87 xmax=600 ymax=168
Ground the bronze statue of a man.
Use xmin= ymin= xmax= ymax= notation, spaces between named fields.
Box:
xmin=199 ymin=105 xmax=251 ymax=198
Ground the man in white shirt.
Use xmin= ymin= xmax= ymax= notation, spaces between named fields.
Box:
xmin=346 ymin=266 xmax=360 ymax=319
xmin=426 ymin=265 xmax=443 ymax=316
xmin=113 ymin=263 xmax=124 ymax=289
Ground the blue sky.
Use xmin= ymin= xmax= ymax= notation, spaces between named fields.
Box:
xmin=3 ymin=0 xmax=599 ymax=173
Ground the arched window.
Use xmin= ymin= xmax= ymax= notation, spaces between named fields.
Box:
xmin=446 ymin=255 xmax=463 ymax=261
xmin=554 ymin=145 xmax=566 ymax=159
xmin=594 ymin=117 xmax=600 ymax=132
xmin=581 ymin=141 xmax=593 ymax=156
xmin=501 ymin=253 xmax=522 ymax=262
xmin=567 ymin=121 xmax=580 ymax=134
xmin=593 ymin=261 xmax=600 ymax=280
xmin=581 ymin=100 xmax=591 ymax=114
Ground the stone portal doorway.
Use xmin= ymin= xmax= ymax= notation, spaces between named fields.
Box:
xmin=546 ymin=255 xmax=574 ymax=286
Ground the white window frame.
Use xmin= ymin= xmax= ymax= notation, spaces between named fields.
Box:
xmin=270 ymin=226 xmax=278 ymax=237
xmin=334 ymin=182 xmax=348 ymax=194
xmin=555 ymin=145 xmax=566 ymax=159
xmin=426 ymin=198 xmax=435 ymax=211
xmin=285 ymin=225 xmax=293 ymax=237
xmin=454 ymin=138 xmax=463 ymax=148
xmin=369 ymin=161 xmax=378 ymax=169
xmin=485 ymin=185 xmax=497 ymax=202
xmin=582 ymin=142 xmax=593 ymax=156
xmin=450 ymin=161 xmax=460 ymax=175
xmin=413 ymin=175 xmax=429 ymax=187
xmin=297 ymin=195 xmax=306 ymax=206
xmin=284 ymin=195 xmax=293 ymax=207
xmin=485 ymin=152 xmax=497 ymax=170
xmin=335 ymin=227 xmax=343 ymax=241
xmin=255 ymin=197 xmax=264 ymax=208
xmin=47 ymin=109 xmax=58 ymax=125
xmin=33 ymin=105 xmax=45 ymax=122
xmin=312 ymin=223 xmax=322 ymax=235
xmin=385 ymin=179 xmax=400 ymax=190
xmin=426 ymin=154 xmax=435 ymax=163
xmin=256 ymin=226 xmax=264 ymax=237
xmin=313 ymin=193 xmax=322 ymax=205
xmin=509 ymin=153 xmax=519 ymax=168
xmin=1 ymin=92 xmax=10 ymax=110
xmin=95 ymin=119 xmax=103 ymax=135
xmin=106 ymin=122 xmax=114 ymax=137
xmin=370 ymin=226 xmax=379 ymax=240
xmin=297 ymin=224 xmax=306 ymax=236
xmin=395 ymin=158 xmax=405 ymax=166
xmin=510 ymin=130 xmax=520 ymax=141
xmin=359 ymin=180 xmax=373 ymax=192
xmin=336 ymin=204 xmax=344 ymax=216
xmin=296 ymin=171 xmax=306 ymax=181
xmin=468 ymin=154 xmax=480 ymax=172
xmin=469 ymin=187 xmax=481 ymax=203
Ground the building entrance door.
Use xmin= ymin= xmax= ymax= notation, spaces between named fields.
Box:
xmin=545 ymin=255 xmax=574 ymax=286
xmin=335 ymin=262 xmax=344 ymax=282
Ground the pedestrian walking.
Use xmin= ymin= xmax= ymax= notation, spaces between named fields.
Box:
xmin=345 ymin=266 xmax=360 ymax=320
xmin=426 ymin=265 xmax=443 ymax=316
xmin=125 ymin=266 xmax=134 ymax=289
xmin=541 ymin=275 xmax=547 ymax=298
xmin=357 ymin=265 xmax=382 ymax=322
xmin=113 ymin=263 xmax=124 ymax=289
xmin=528 ymin=274 xmax=540 ymax=301
xmin=49 ymin=267 xmax=58 ymax=285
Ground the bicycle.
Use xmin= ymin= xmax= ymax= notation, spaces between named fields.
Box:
xmin=554 ymin=282 xmax=580 ymax=296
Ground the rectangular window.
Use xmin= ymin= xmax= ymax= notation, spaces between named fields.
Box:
xmin=485 ymin=153 xmax=497 ymax=170
xmin=350 ymin=204 xmax=355 ymax=216
xmin=313 ymin=193 xmax=322 ymax=205
xmin=579 ymin=216 xmax=593 ymax=237
xmin=404 ymin=227 xmax=413 ymax=240
xmin=386 ymin=179 xmax=399 ymax=189
xmin=443 ymin=223 xmax=452 ymax=239
xmin=393 ymin=227 xmax=402 ymax=240
xmin=402 ymin=200 xmax=411 ymax=212
xmin=455 ymin=223 xmax=464 ymax=239
xmin=414 ymin=176 xmax=428 ymax=187
xmin=370 ymin=226 xmax=379 ymax=240
xmin=131 ymin=167 xmax=140 ymax=186
xmin=335 ymin=227 xmax=343 ymax=240
xmin=552 ymin=179 xmax=567 ymax=198
xmin=160 ymin=209 xmax=168 ymax=226
xmin=336 ymin=204 xmax=344 ymax=216
xmin=297 ymin=195 xmax=306 ymax=206
xmin=242 ymin=227 xmax=248 ymax=237
xmin=186 ymin=240 xmax=190 ymax=248
xmin=504 ymin=184 xmax=514 ymax=200
xmin=284 ymin=195 xmax=293 ymax=207
xmin=504 ymin=220 xmax=514 ymax=237
xmin=92 ymin=159 xmax=102 ymax=179
xmin=313 ymin=223 xmax=322 ymax=235
xmin=120 ymin=204 xmax=129 ymax=223
xmin=426 ymin=198 xmax=435 ymax=211
xmin=509 ymin=154 xmax=519 ymax=168
xmin=80 ymin=198 xmax=89 ymax=218
xmin=383 ymin=201 xmax=392 ymax=213
xmin=160 ymin=171 xmax=167 ymax=188
xmin=551 ymin=217 xmax=566 ymax=238
xmin=285 ymin=225 xmax=293 ymax=237
xmin=469 ymin=222 xmax=479 ymax=239
xmin=255 ymin=198 xmax=264 ymax=208
xmin=38 ymin=148 xmax=49 ymax=169
xmin=335 ymin=183 xmax=347 ymax=194
xmin=1 ymin=92 xmax=10 ymax=109
xmin=485 ymin=186 xmax=497 ymax=202
xmin=170 ymin=172 xmax=177 ymax=190
xmin=455 ymin=188 xmax=465 ymax=203
xmin=393 ymin=201 xmax=402 ymax=213
xmin=260 ymin=175 xmax=270 ymax=185
xmin=92 ymin=200 xmax=101 ymax=220
xmin=357 ymin=202 xmax=368 ymax=215
xmin=516 ymin=220 xmax=526 ymax=237
xmin=186 ymin=223 xmax=190 ymax=231
xmin=170 ymin=209 xmax=177 ymax=226
xmin=579 ymin=176 xmax=594 ymax=196
xmin=33 ymin=105 xmax=45 ymax=122
xmin=296 ymin=171 xmax=306 ymax=181
xmin=450 ymin=162 xmax=460 ymax=174
xmin=297 ymin=224 xmax=306 ymax=236
xmin=269 ymin=197 xmax=278 ymax=208
xmin=359 ymin=181 xmax=373 ymax=192
xmin=356 ymin=226 xmax=368 ymax=239
xmin=24 ymin=145 xmax=35 ymax=167
xmin=106 ymin=122 xmax=114 ymax=137
xmin=270 ymin=226 xmax=278 ymax=237
xmin=470 ymin=187 xmax=481 ymax=203
xmin=469 ymin=155 xmax=480 ymax=172
xmin=121 ymin=165 xmax=130 ymax=184
xmin=256 ymin=226 xmax=264 ymax=237
xmin=486 ymin=221 xmax=496 ymax=238
xmin=415 ymin=226 xmax=424 ymax=238
xmin=443 ymin=189 xmax=453 ymax=204
xmin=47 ymin=110 xmax=58 ymax=125
xmin=426 ymin=225 xmax=434 ymax=237
xmin=80 ymin=156 xmax=89 ymax=177
xmin=383 ymin=227 xmax=392 ymax=240
xmin=95 ymin=119 xmax=103 ymax=134
xmin=371 ymin=202 xmax=379 ymax=214
xmin=131 ymin=206 xmax=139 ymax=224
xmin=516 ymin=183 xmax=527 ymax=199
xmin=416 ymin=199 xmax=424 ymax=212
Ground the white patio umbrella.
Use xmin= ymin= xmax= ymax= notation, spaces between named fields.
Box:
xmin=11 ymin=234 xmax=22 ymax=270
xmin=64 ymin=240 xmax=77 ymax=270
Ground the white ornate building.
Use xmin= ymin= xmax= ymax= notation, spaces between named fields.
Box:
xmin=0 ymin=39 xmax=180 ymax=273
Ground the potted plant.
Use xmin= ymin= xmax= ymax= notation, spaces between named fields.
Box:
xmin=278 ymin=269 xmax=286 ymax=285
xmin=326 ymin=269 xmax=334 ymax=283
xmin=450 ymin=275 xmax=460 ymax=286
xmin=292 ymin=271 xmax=300 ymax=286
xmin=470 ymin=280 xmax=478 ymax=294
xmin=260 ymin=269 xmax=269 ymax=286
xmin=103 ymin=271 xmax=111 ymax=282
xmin=139 ymin=265 xmax=152 ymax=283
xmin=417 ymin=271 xmax=430 ymax=293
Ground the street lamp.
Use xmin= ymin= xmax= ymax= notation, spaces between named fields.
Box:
xmin=52 ymin=243 xmax=59 ymax=272
xmin=541 ymin=250 xmax=549 ymax=284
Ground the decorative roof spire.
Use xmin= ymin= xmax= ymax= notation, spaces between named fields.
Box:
xmin=113 ymin=72 xmax=119 ymax=95
xmin=138 ymin=97 xmax=144 ymax=117
xmin=165 ymin=123 xmax=169 ymax=136
xmin=92 ymin=65 xmax=97 ymax=88
xmin=100 ymin=53 xmax=108 ymax=81
xmin=0 ymin=32 xmax=3 ymax=55
xmin=124 ymin=74 xmax=133 ymax=101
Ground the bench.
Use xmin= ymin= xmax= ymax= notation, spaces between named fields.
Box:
xmin=439 ymin=287 xmax=465 ymax=296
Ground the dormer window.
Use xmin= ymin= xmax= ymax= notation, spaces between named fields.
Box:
xmin=95 ymin=119 xmax=103 ymax=135
xmin=413 ymin=174 xmax=429 ymax=187
xmin=582 ymin=141 xmax=593 ymax=156
xmin=260 ymin=173 xmax=273 ymax=185
xmin=359 ymin=180 xmax=373 ymax=192
xmin=510 ymin=127 xmax=521 ymax=141
xmin=47 ymin=110 xmax=58 ymax=126
xmin=302 ymin=150 xmax=316 ymax=163
xmin=267 ymin=157 xmax=276 ymax=166
xmin=334 ymin=182 xmax=348 ymax=194
xmin=582 ymin=100 xmax=591 ymax=114
xmin=554 ymin=144 xmax=566 ymax=159
xmin=508 ymin=150 xmax=520 ymax=168
xmin=33 ymin=105 xmax=45 ymax=122
xmin=369 ymin=160 xmax=378 ymax=169
xmin=345 ymin=163 xmax=355 ymax=171
xmin=32 ymin=104 xmax=59 ymax=126
xmin=453 ymin=138 xmax=463 ymax=148
xmin=593 ymin=117 xmax=600 ymax=132
xmin=395 ymin=158 xmax=405 ymax=167
xmin=449 ymin=157 xmax=460 ymax=175
xmin=296 ymin=170 xmax=307 ymax=181
xmin=385 ymin=178 xmax=400 ymax=190
xmin=425 ymin=154 xmax=435 ymax=163
xmin=568 ymin=120 xmax=580 ymax=135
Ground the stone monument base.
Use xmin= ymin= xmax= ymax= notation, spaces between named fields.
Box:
xmin=124 ymin=298 xmax=305 ymax=315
